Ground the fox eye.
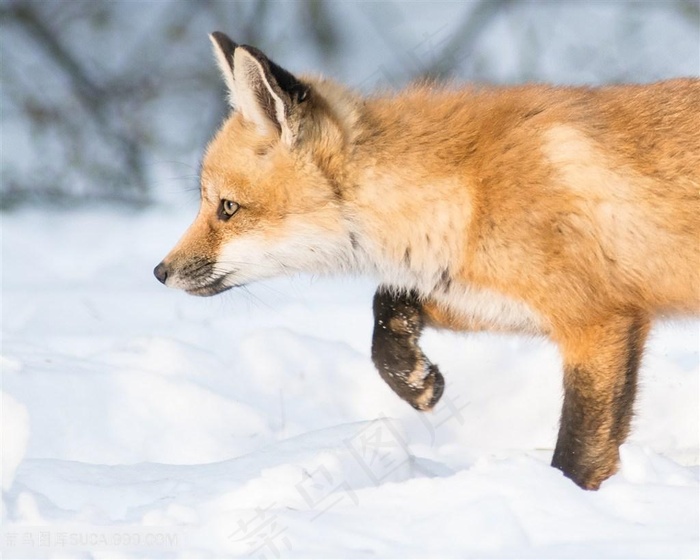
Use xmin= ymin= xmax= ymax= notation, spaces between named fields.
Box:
xmin=219 ymin=199 xmax=240 ymax=220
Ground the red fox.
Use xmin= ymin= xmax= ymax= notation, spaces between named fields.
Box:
xmin=155 ymin=32 xmax=700 ymax=490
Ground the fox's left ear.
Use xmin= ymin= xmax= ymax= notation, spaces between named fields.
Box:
xmin=209 ymin=32 xmax=309 ymax=145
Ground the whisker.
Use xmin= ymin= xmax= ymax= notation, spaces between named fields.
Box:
xmin=239 ymin=285 xmax=276 ymax=311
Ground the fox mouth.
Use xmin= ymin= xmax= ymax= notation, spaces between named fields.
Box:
xmin=185 ymin=276 xmax=235 ymax=297
xmin=179 ymin=260 xmax=238 ymax=297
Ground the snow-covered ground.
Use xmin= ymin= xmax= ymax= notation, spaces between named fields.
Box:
xmin=1 ymin=207 xmax=698 ymax=558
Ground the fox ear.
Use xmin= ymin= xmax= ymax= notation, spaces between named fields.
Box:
xmin=209 ymin=32 xmax=239 ymax=106
xmin=233 ymin=45 xmax=309 ymax=145
xmin=209 ymin=33 xmax=309 ymax=145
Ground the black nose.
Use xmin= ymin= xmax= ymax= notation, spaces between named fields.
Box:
xmin=153 ymin=262 xmax=169 ymax=284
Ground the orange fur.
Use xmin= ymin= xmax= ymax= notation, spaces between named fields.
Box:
xmin=156 ymin=36 xmax=699 ymax=489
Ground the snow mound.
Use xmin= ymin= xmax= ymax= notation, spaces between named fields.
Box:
xmin=1 ymin=208 xmax=697 ymax=558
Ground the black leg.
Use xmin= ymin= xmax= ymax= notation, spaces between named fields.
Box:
xmin=551 ymin=313 xmax=650 ymax=489
xmin=371 ymin=286 xmax=444 ymax=410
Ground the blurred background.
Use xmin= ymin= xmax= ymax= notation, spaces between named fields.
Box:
xmin=1 ymin=0 xmax=699 ymax=210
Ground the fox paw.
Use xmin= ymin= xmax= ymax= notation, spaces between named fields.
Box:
xmin=408 ymin=363 xmax=445 ymax=411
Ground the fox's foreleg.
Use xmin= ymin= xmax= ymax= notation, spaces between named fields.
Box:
xmin=371 ymin=286 xmax=444 ymax=410
xmin=370 ymin=286 xmax=519 ymax=411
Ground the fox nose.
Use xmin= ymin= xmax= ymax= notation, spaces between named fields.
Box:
xmin=153 ymin=262 xmax=169 ymax=285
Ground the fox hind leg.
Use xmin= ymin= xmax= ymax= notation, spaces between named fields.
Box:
xmin=371 ymin=286 xmax=444 ymax=410
xmin=552 ymin=312 xmax=651 ymax=489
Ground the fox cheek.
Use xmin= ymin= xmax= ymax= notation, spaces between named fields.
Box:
xmin=215 ymin=235 xmax=262 ymax=276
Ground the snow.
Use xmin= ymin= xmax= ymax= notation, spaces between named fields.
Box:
xmin=1 ymin=392 xmax=29 ymax=493
xmin=1 ymin=208 xmax=698 ymax=558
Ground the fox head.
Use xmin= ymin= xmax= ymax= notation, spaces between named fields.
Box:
xmin=154 ymin=32 xmax=357 ymax=296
